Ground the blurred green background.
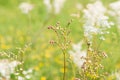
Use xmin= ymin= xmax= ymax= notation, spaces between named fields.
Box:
xmin=0 ymin=0 xmax=120 ymax=80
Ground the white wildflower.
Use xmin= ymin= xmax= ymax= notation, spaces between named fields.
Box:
xmin=27 ymin=69 xmax=33 ymax=73
xmin=83 ymin=1 xmax=113 ymax=41
xmin=23 ymin=68 xmax=33 ymax=75
xmin=110 ymin=71 xmax=120 ymax=80
xmin=43 ymin=0 xmax=52 ymax=12
xmin=21 ymin=68 xmax=33 ymax=79
xmin=19 ymin=2 xmax=34 ymax=14
xmin=115 ymin=71 xmax=120 ymax=80
xmin=18 ymin=76 xmax=25 ymax=80
xmin=109 ymin=1 xmax=120 ymax=15
xmin=97 ymin=16 xmax=111 ymax=28
xmin=109 ymin=1 xmax=120 ymax=29
xmin=25 ymin=75 xmax=31 ymax=79
xmin=0 ymin=59 xmax=20 ymax=80
xmin=84 ymin=25 xmax=98 ymax=40
xmin=53 ymin=0 xmax=66 ymax=14
xmin=69 ymin=42 xmax=87 ymax=68
xmin=43 ymin=0 xmax=66 ymax=14
xmin=23 ymin=71 xmax=27 ymax=75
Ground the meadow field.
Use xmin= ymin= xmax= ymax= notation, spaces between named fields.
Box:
xmin=0 ymin=0 xmax=120 ymax=80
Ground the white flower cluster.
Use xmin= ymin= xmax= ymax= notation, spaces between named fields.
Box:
xmin=43 ymin=0 xmax=52 ymax=13
xmin=83 ymin=1 xmax=113 ymax=41
xmin=69 ymin=42 xmax=86 ymax=68
xmin=109 ymin=1 xmax=120 ymax=16
xmin=0 ymin=59 xmax=20 ymax=80
xmin=43 ymin=0 xmax=66 ymax=14
xmin=115 ymin=71 xmax=120 ymax=80
xmin=109 ymin=1 xmax=120 ymax=28
xmin=16 ymin=69 xmax=33 ymax=80
xmin=109 ymin=71 xmax=120 ymax=80
xmin=19 ymin=2 xmax=34 ymax=14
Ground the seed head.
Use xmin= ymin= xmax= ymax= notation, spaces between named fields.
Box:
xmin=49 ymin=40 xmax=55 ymax=44
xmin=48 ymin=26 xmax=53 ymax=29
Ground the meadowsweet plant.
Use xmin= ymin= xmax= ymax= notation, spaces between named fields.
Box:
xmin=83 ymin=1 xmax=113 ymax=42
xmin=68 ymin=1 xmax=114 ymax=80
xmin=69 ymin=42 xmax=87 ymax=69
xmin=14 ymin=43 xmax=32 ymax=80
xmin=69 ymin=41 xmax=108 ymax=80
xmin=0 ymin=43 xmax=31 ymax=80
xmin=19 ymin=2 xmax=34 ymax=14
xmin=80 ymin=42 xmax=108 ymax=80
xmin=69 ymin=42 xmax=86 ymax=79
xmin=109 ymin=1 xmax=120 ymax=29
xmin=0 ymin=59 xmax=20 ymax=80
xmin=77 ymin=1 xmax=113 ymax=79
xmin=15 ymin=68 xmax=33 ymax=80
xmin=0 ymin=51 xmax=17 ymax=60
xmin=48 ymin=20 xmax=72 ymax=80
xmin=43 ymin=0 xmax=66 ymax=14
xmin=108 ymin=1 xmax=120 ymax=43
xmin=0 ymin=51 xmax=20 ymax=80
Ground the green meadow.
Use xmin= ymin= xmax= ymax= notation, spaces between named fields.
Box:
xmin=0 ymin=0 xmax=120 ymax=80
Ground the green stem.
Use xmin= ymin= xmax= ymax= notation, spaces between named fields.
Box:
xmin=63 ymin=51 xmax=66 ymax=80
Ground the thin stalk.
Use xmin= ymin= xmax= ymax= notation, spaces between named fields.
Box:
xmin=63 ymin=51 xmax=66 ymax=80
